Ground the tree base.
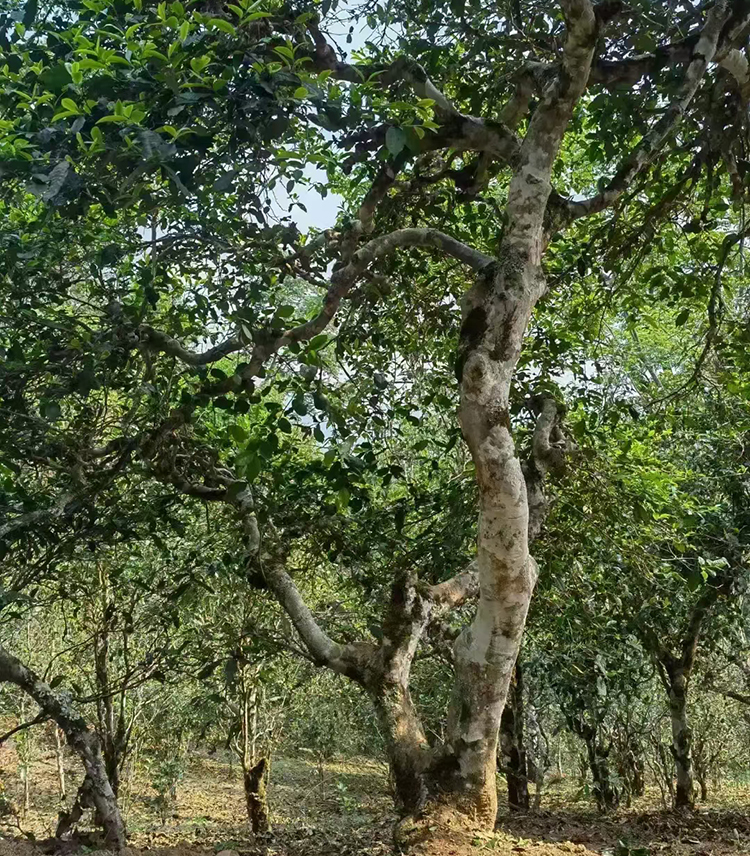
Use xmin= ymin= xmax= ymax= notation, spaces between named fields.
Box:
xmin=394 ymin=803 xmax=494 ymax=856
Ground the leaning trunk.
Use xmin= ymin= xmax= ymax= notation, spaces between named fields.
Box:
xmin=668 ymin=669 xmax=694 ymax=809
xmin=0 ymin=645 xmax=126 ymax=850
xmin=371 ymin=676 xmax=429 ymax=813
xmin=499 ymin=661 xmax=529 ymax=812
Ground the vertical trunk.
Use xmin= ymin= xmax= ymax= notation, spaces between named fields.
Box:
xmin=18 ymin=696 xmax=31 ymax=814
xmin=22 ymin=759 xmax=31 ymax=814
xmin=669 ymin=669 xmax=694 ymax=809
xmin=243 ymin=758 xmax=270 ymax=834
xmin=583 ymin=731 xmax=619 ymax=812
xmin=442 ymin=259 xmax=544 ymax=824
xmin=55 ymin=726 xmax=66 ymax=800
xmin=0 ymin=646 xmax=125 ymax=850
xmin=631 ymin=755 xmax=645 ymax=798
xmin=499 ymin=661 xmax=529 ymax=812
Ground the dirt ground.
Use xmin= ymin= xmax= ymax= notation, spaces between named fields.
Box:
xmin=0 ymin=741 xmax=749 ymax=855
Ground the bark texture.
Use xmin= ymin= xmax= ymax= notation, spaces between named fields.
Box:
xmin=243 ymin=757 xmax=270 ymax=834
xmin=668 ymin=668 xmax=694 ymax=809
xmin=0 ymin=645 xmax=126 ymax=850
xmin=499 ymin=662 xmax=529 ymax=811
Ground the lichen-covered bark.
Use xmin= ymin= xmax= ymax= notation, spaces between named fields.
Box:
xmin=668 ymin=669 xmax=694 ymax=809
xmin=364 ymin=575 xmax=433 ymax=812
xmin=0 ymin=645 xmax=126 ymax=850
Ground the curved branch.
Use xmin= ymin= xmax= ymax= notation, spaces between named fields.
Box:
xmin=427 ymin=560 xmax=479 ymax=610
xmin=565 ymin=1 xmax=732 ymax=221
xmin=261 ymin=564 xmax=351 ymax=672
xmin=139 ymin=228 xmax=493 ymax=375
xmin=138 ymin=327 xmax=241 ymax=366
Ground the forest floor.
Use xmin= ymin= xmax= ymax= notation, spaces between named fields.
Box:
xmin=0 ymin=744 xmax=749 ymax=855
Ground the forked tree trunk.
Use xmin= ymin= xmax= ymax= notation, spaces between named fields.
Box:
xmin=499 ymin=661 xmax=529 ymax=812
xmin=668 ymin=669 xmax=694 ymax=809
xmin=0 ymin=645 xmax=125 ymax=850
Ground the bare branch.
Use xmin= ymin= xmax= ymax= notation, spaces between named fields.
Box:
xmin=427 ymin=560 xmax=479 ymax=610
xmin=261 ymin=564 xmax=350 ymax=671
xmin=137 ymin=228 xmax=493 ymax=377
xmin=0 ymin=711 xmax=48 ymax=744
xmin=590 ymin=36 xmax=697 ymax=88
xmin=138 ymin=327 xmax=241 ymax=366
xmin=507 ymin=0 xmax=597 ymax=236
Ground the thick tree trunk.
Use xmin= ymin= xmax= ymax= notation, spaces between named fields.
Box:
xmin=668 ymin=669 xmax=694 ymax=809
xmin=436 ymin=256 xmax=544 ymax=825
xmin=243 ymin=757 xmax=270 ymax=834
xmin=372 ymin=677 xmax=429 ymax=813
xmin=0 ymin=645 xmax=125 ymax=850
xmin=499 ymin=662 xmax=529 ymax=812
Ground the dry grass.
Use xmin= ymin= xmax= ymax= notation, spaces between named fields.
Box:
xmin=0 ymin=740 xmax=749 ymax=855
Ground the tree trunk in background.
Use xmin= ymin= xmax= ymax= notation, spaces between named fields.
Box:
xmin=54 ymin=726 xmax=66 ymax=800
xmin=243 ymin=757 xmax=270 ymax=834
xmin=583 ymin=730 xmax=619 ymax=812
xmin=499 ymin=661 xmax=529 ymax=812
xmin=94 ymin=628 xmax=121 ymax=797
xmin=668 ymin=668 xmax=694 ymax=809
xmin=0 ymin=645 xmax=125 ymax=850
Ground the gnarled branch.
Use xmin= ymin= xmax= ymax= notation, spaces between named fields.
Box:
xmin=565 ymin=1 xmax=732 ymax=221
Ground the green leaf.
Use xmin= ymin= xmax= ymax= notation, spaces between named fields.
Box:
xmin=385 ymin=126 xmax=406 ymax=156
xmin=674 ymin=308 xmax=690 ymax=326
xmin=336 ymin=487 xmax=350 ymax=510
xmin=22 ymin=0 xmax=38 ymax=27
xmin=209 ymin=18 xmax=236 ymax=35
xmin=245 ymin=455 xmax=262 ymax=481
xmin=39 ymin=64 xmax=73 ymax=91
xmin=228 ymin=424 xmax=248 ymax=443
xmin=308 ymin=334 xmax=329 ymax=350
xmin=294 ymin=86 xmax=308 ymax=99
xmin=60 ymin=97 xmax=80 ymax=114
xmin=41 ymin=401 xmax=61 ymax=421
xmin=190 ymin=55 xmax=211 ymax=74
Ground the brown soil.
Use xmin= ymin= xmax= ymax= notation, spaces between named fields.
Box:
xmin=0 ymin=740 xmax=749 ymax=855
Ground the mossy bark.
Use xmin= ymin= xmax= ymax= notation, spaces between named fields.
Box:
xmin=243 ymin=757 xmax=270 ymax=834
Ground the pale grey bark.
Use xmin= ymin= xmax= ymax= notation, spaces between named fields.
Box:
xmin=0 ymin=645 xmax=126 ymax=850
xmin=139 ymin=0 xmax=746 ymax=837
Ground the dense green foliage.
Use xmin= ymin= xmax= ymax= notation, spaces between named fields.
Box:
xmin=1 ymin=0 xmax=750 ymax=845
